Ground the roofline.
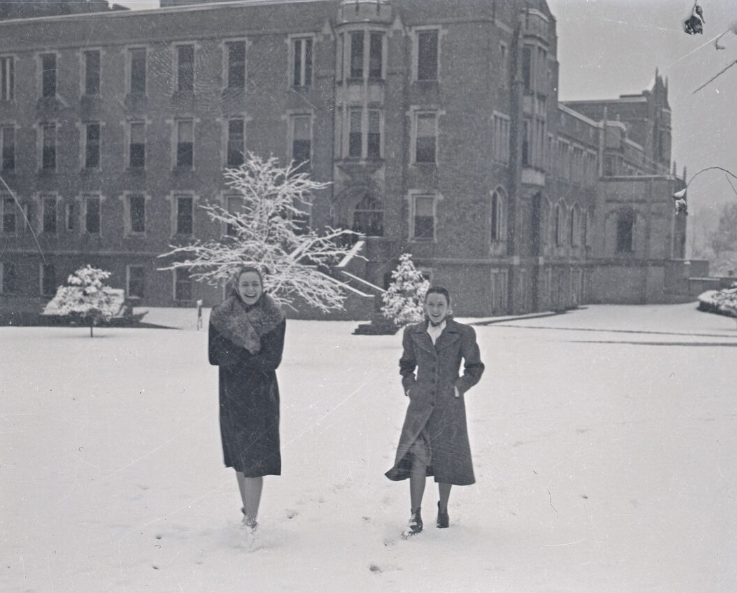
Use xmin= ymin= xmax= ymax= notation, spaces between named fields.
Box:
xmin=0 ymin=0 xmax=332 ymax=26
xmin=564 ymin=96 xmax=648 ymax=106
xmin=558 ymin=103 xmax=601 ymax=128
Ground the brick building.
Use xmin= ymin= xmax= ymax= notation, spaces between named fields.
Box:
xmin=0 ymin=0 xmax=691 ymax=319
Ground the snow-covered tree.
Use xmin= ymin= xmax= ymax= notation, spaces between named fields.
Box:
xmin=158 ymin=152 xmax=356 ymax=312
xmin=381 ymin=253 xmax=430 ymax=326
xmin=43 ymin=265 xmax=119 ymax=337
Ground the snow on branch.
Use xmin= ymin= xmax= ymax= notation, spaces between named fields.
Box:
xmin=158 ymin=152 xmax=358 ymax=312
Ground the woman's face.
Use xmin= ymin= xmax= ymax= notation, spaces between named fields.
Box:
xmin=424 ymin=292 xmax=450 ymax=325
xmin=237 ymin=271 xmax=263 ymax=305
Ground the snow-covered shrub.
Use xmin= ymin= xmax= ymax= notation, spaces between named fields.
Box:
xmin=381 ymin=253 xmax=430 ymax=327
xmin=697 ymin=283 xmax=737 ymax=323
xmin=43 ymin=265 xmax=119 ymax=337
xmin=159 ymin=152 xmax=356 ymax=312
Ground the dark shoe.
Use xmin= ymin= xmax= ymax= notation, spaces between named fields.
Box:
xmin=403 ymin=508 xmax=423 ymax=537
xmin=436 ymin=502 xmax=449 ymax=528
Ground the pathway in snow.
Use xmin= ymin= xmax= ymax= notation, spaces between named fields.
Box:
xmin=1 ymin=303 xmax=735 ymax=593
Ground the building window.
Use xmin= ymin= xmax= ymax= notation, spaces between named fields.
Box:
xmin=66 ymin=202 xmax=75 ymax=232
xmin=174 ymin=268 xmax=192 ymax=301
xmin=84 ymin=195 xmax=101 ymax=234
xmin=226 ymin=41 xmax=246 ymax=89
xmin=83 ymin=50 xmax=100 ymax=96
xmin=176 ymin=45 xmax=195 ymax=92
xmin=41 ymin=53 xmax=57 ymax=98
xmin=292 ymin=38 xmax=313 ymax=87
xmin=84 ymin=123 xmax=100 ymax=169
xmin=127 ymin=265 xmax=145 ymax=299
xmin=129 ymin=48 xmax=146 ymax=95
xmin=349 ymin=109 xmax=362 ymax=158
xmin=554 ymin=202 xmax=565 ymax=246
xmin=415 ymin=112 xmax=437 ymax=164
xmin=175 ymin=195 xmax=193 ymax=235
xmin=2 ymin=197 xmax=16 ymax=234
xmin=417 ymin=29 xmax=439 ymax=81
xmin=23 ymin=203 xmax=34 ymax=233
xmin=42 ymin=196 xmax=57 ymax=234
xmin=1 ymin=262 xmax=18 ymax=294
xmin=367 ymin=110 xmax=381 ymax=159
xmin=492 ymin=113 xmax=510 ymax=164
xmin=616 ymin=211 xmax=634 ymax=253
xmin=129 ymin=194 xmax=145 ymax=234
xmin=129 ymin=121 xmax=145 ymax=168
xmin=522 ymin=45 xmax=532 ymax=93
xmin=352 ymin=193 xmax=384 ymax=237
xmin=175 ymin=119 xmax=194 ymax=168
xmin=350 ymin=31 xmax=364 ymax=79
xmin=412 ymin=195 xmax=435 ymax=241
xmin=1 ymin=56 xmax=15 ymax=101
xmin=521 ymin=120 xmax=530 ymax=167
xmin=1 ymin=125 xmax=14 ymax=170
xmin=490 ymin=188 xmax=505 ymax=242
xmin=499 ymin=42 xmax=508 ymax=87
xmin=42 ymin=123 xmax=56 ymax=170
xmin=369 ymin=32 xmax=383 ymax=79
xmin=291 ymin=115 xmax=311 ymax=169
xmin=585 ymin=209 xmax=593 ymax=247
xmin=41 ymin=263 xmax=56 ymax=297
xmin=227 ymin=118 xmax=245 ymax=167
xmin=570 ymin=205 xmax=579 ymax=246
xmin=225 ymin=195 xmax=242 ymax=236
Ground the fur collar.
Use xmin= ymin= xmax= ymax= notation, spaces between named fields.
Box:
xmin=210 ymin=293 xmax=285 ymax=354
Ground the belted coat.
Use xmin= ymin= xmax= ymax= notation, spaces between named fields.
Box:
xmin=385 ymin=318 xmax=485 ymax=486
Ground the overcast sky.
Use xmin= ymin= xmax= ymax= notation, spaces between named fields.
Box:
xmin=115 ymin=0 xmax=737 ymax=214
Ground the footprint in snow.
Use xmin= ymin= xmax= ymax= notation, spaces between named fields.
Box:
xmin=369 ymin=562 xmax=401 ymax=573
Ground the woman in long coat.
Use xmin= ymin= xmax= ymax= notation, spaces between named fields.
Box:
xmin=208 ymin=266 xmax=286 ymax=534
xmin=385 ymin=287 xmax=484 ymax=536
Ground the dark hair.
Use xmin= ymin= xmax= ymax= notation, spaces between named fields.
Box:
xmin=228 ymin=265 xmax=266 ymax=301
xmin=234 ymin=265 xmax=264 ymax=286
xmin=424 ymin=286 xmax=451 ymax=305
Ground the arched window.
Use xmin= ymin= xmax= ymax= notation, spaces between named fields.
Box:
xmin=584 ymin=209 xmax=593 ymax=248
xmin=555 ymin=201 xmax=566 ymax=246
xmin=569 ymin=204 xmax=580 ymax=246
xmin=490 ymin=187 xmax=506 ymax=242
xmin=352 ymin=193 xmax=384 ymax=237
xmin=616 ymin=209 xmax=635 ymax=253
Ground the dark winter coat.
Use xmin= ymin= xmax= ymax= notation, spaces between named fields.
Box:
xmin=208 ymin=316 xmax=286 ymax=477
xmin=385 ymin=318 xmax=485 ymax=486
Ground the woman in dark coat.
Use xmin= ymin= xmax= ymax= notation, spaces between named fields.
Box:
xmin=385 ymin=287 xmax=485 ymax=537
xmin=208 ymin=266 xmax=286 ymax=534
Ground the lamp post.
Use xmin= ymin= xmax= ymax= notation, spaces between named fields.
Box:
xmin=672 ymin=166 xmax=737 ymax=215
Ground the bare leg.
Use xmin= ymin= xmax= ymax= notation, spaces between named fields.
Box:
xmin=410 ymin=461 xmax=426 ymax=512
xmin=438 ymin=482 xmax=452 ymax=511
xmin=236 ymin=471 xmax=263 ymax=525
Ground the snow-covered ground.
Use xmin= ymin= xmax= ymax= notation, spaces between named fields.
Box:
xmin=1 ymin=303 xmax=736 ymax=593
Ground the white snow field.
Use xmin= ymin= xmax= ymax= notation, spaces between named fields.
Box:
xmin=1 ymin=303 xmax=736 ymax=593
